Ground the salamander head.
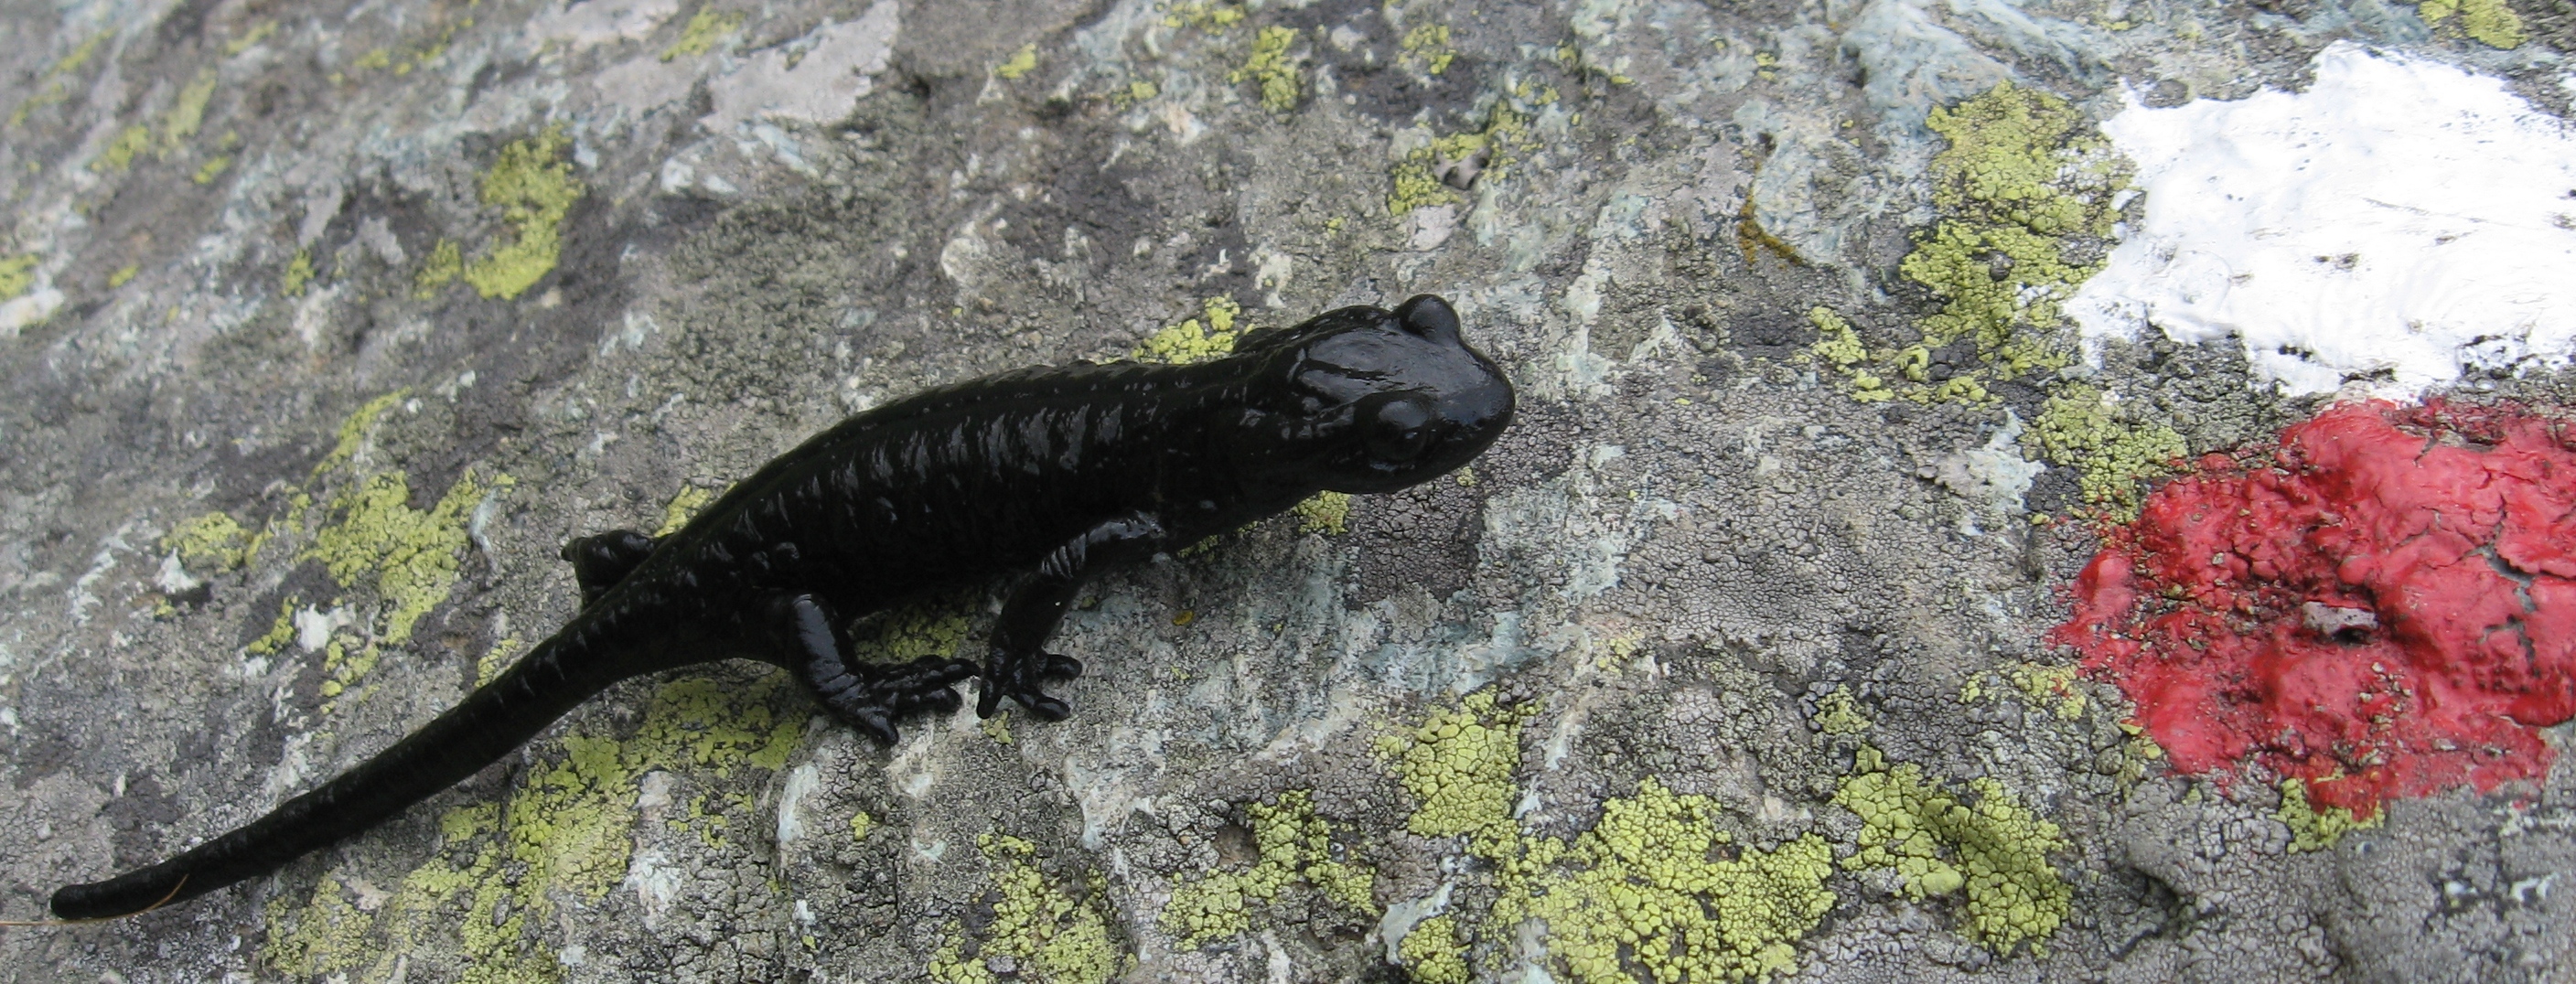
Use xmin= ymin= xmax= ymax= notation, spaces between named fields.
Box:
xmin=1229 ymin=294 xmax=1516 ymax=495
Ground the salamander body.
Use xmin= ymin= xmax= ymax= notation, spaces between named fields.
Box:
xmin=48 ymin=294 xmax=1513 ymax=920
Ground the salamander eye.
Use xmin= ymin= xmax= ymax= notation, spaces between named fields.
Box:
xmin=1364 ymin=396 xmax=1436 ymax=461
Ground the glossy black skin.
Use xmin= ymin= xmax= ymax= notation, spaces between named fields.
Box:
xmin=50 ymin=294 xmax=1514 ymax=920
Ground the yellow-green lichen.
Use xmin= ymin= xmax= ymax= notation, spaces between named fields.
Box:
xmin=995 ymin=44 xmax=1040 ymax=80
xmin=315 ymin=390 xmax=407 ymax=478
xmin=1383 ymin=694 xmax=1841 ymax=984
xmin=662 ymin=6 xmax=744 ymax=60
xmin=194 ymin=155 xmax=232 ymax=185
xmin=2275 ymin=777 xmax=2381 ymax=852
xmin=1806 ymin=306 xmax=1892 ymax=402
xmin=93 ymin=124 xmax=153 ymax=172
xmin=1161 ymin=789 xmax=1378 ymax=947
xmin=1401 ymin=23 xmax=1455 ymax=75
xmin=107 ymin=264 xmax=139 ymax=288
xmin=463 ymin=126 xmax=584 ymax=300
xmin=223 ymin=20 xmax=278 ymax=57
xmin=845 ymin=603 xmax=972 ymax=666
xmin=1390 ymin=691 xmax=1534 ymax=859
xmin=263 ymin=676 xmax=808 ymax=983
xmin=1906 ymin=83 xmax=2120 ymax=366
xmin=850 ymin=809 xmax=875 ymax=841
xmin=164 ymin=511 xmax=249 ymax=570
xmin=2418 ymin=0 xmax=2526 ymax=47
xmin=281 ymin=248 xmax=316 ymax=297
xmin=306 ymin=467 xmax=510 ymax=645
xmin=0 ymin=253 xmax=38 ymax=300
xmin=1228 ymin=27 xmax=1302 ymax=113
xmin=1507 ymin=779 xmax=1837 ymax=984
xmin=1160 ymin=1 xmax=1247 ymax=32
xmin=475 ymin=636 xmax=522 ymax=687
xmin=1834 ymin=745 xmax=2070 ymax=955
xmin=929 ymin=834 xmax=1123 ymax=984
xmin=1291 ymin=490 xmax=1351 ymax=536
xmin=656 ymin=485 xmax=717 ymax=536
xmin=159 ymin=70 xmax=219 ymax=158
xmin=1387 ymin=99 xmax=1537 ymax=218
xmin=1131 ymin=296 xmax=1243 ymax=364
xmin=1819 ymin=84 xmax=2127 ymax=410
xmin=247 ymin=598 xmax=299 ymax=656
xmin=1399 ymin=914 xmax=1471 ymax=984
xmin=1815 ymin=686 xmax=1871 ymax=735
xmin=2006 ymin=662 xmax=2087 ymax=721
xmin=414 ymin=239 xmax=463 ymax=299
xmin=2024 ymin=382 xmax=2185 ymax=519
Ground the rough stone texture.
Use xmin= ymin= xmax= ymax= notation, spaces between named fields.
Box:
xmin=0 ymin=0 xmax=2570 ymax=982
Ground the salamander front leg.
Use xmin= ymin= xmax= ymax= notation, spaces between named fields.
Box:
xmin=981 ymin=513 xmax=1165 ymax=720
xmin=770 ymin=594 xmax=977 ymax=744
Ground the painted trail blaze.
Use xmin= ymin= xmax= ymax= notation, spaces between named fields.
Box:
xmin=2057 ymin=401 xmax=2576 ymax=815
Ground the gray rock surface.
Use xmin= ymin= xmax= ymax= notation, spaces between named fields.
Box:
xmin=2 ymin=0 xmax=2571 ymax=981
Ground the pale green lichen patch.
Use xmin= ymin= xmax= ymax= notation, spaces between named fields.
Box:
xmin=463 ymin=126 xmax=584 ymax=300
xmin=1291 ymin=491 xmax=1351 ymax=536
xmin=1131 ymin=296 xmax=1243 ymax=363
xmin=1161 ymin=1 xmax=1247 ymax=32
xmin=247 ymin=598 xmax=299 ymax=656
xmin=1816 ymin=84 xmax=2127 ymax=408
xmin=262 ymin=676 xmax=808 ymax=983
xmin=474 ymin=636 xmax=522 ymax=687
xmin=1834 ymin=745 xmax=2071 ymax=955
xmin=414 ymin=239 xmax=462 ymax=299
xmin=995 ymin=44 xmax=1040 ymax=80
xmin=1815 ymin=686 xmax=1871 ymax=735
xmin=1401 ymin=23 xmax=1454 ymax=76
xmin=281 ymin=248 xmax=317 ymax=297
xmin=159 ymin=70 xmax=220 ymax=158
xmin=2007 ymin=662 xmax=2088 ymax=721
xmin=1161 ymin=789 xmax=1378 ymax=947
xmin=660 ymin=6 xmax=743 ymax=61
xmin=1398 ymin=914 xmax=1470 ymax=984
xmin=2275 ymin=777 xmax=2381 ymax=852
xmin=1388 ymin=97 xmax=1540 ymax=218
xmin=1805 ymin=307 xmax=1892 ymax=403
xmin=1231 ymin=24 xmax=1308 ymax=112
xmin=1384 ymin=694 xmax=1839 ymax=983
xmin=2024 ymin=382 xmax=2185 ymax=519
xmin=2417 ymin=0 xmax=2526 ymax=48
xmin=930 ymin=833 xmax=1123 ymax=984
xmin=316 ymin=390 xmax=408 ymax=478
xmin=306 ymin=467 xmax=510 ymax=645
xmin=656 ymin=485 xmax=717 ymax=536
xmin=1504 ymin=779 xmax=1837 ymax=984
xmin=163 ymin=511 xmax=250 ymax=571
xmin=93 ymin=124 xmax=153 ymax=172
xmin=844 ymin=603 xmax=972 ymax=666
xmin=0 ymin=253 xmax=38 ymax=300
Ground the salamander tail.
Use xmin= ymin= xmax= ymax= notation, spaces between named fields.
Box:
xmin=50 ymin=634 xmax=617 ymax=920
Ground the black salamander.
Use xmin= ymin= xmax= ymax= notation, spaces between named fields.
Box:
xmin=48 ymin=294 xmax=1515 ymax=920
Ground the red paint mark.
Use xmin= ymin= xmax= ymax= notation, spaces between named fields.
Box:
xmin=2057 ymin=401 xmax=2576 ymax=816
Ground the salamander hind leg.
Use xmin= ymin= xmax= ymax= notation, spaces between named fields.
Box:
xmin=770 ymin=594 xmax=976 ymax=744
xmin=561 ymin=529 xmax=660 ymax=605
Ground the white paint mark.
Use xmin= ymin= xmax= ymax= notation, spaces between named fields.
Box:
xmin=2073 ymin=43 xmax=2576 ymax=396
